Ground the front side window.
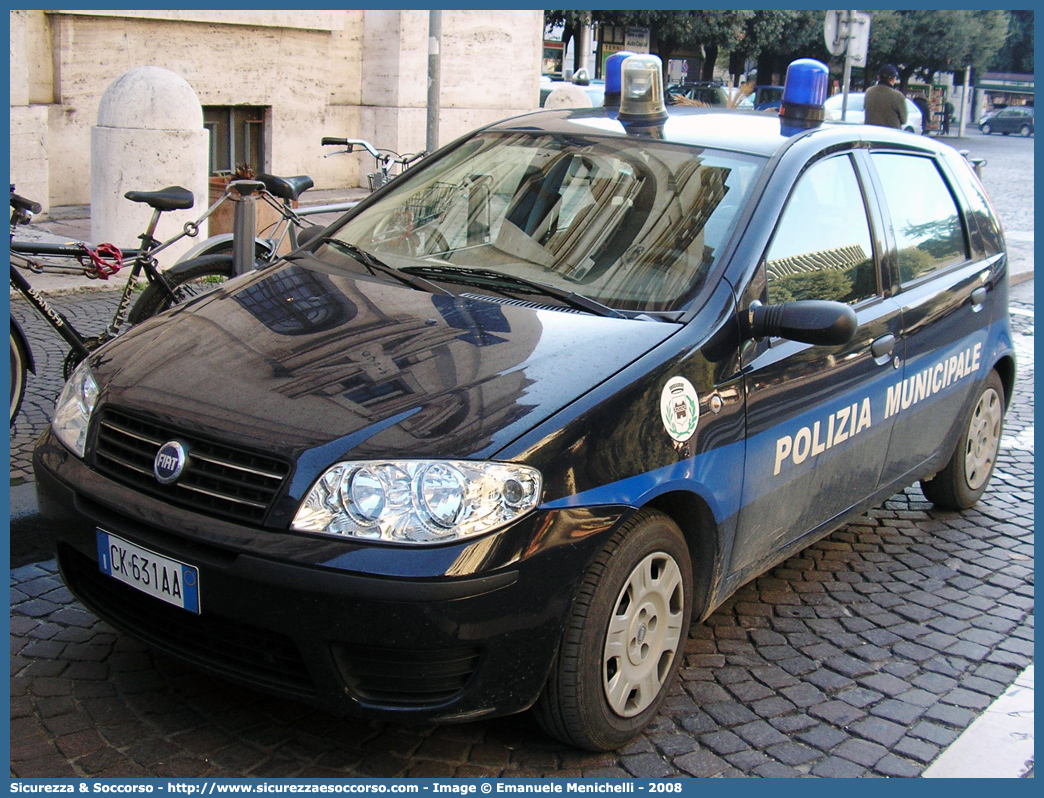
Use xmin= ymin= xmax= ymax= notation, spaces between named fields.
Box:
xmin=321 ymin=132 xmax=764 ymax=313
xmin=764 ymin=154 xmax=877 ymax=305
xmin=872 ymin=153 xmax=967 ymax=283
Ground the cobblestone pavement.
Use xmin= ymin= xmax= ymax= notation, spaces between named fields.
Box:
xmin=971 ymin=132 xmax=1034 ymax=285
xmin=10 ymin=291 xmax=120 ymax=483
xmin=10 ymin=283 xmax=1033 ymax=778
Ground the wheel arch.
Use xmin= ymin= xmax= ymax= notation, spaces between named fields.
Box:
xmin=643 ymin=489 xmax=722 ymax=622
xmin=993 ymin=354 xmax=1016 ymax=411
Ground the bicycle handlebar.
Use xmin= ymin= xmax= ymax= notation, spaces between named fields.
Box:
xmin=10 ymin=192 xmax=42 ymax=216
xmin=399 ymin=151 xmax=427 ymax=167
xmin=321 ymin=138 xmax=428 ymax=168
xmin=321 ymin=137 xmax=381 ymax=159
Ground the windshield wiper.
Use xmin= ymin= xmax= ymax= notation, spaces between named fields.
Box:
xmin=321 ymin=239 xmax=452 ymax=296
xmin=401 ymin=264 xmax=623 ymax=318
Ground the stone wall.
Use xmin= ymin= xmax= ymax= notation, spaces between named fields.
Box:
xmin=9 ymin=9 xmax=543 ymax=212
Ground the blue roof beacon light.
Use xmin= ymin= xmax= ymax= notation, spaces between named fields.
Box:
xmin=779 ymin=58 xmax=828 ymax=133
xmin=617 ymin=54 xmax=668 ymax=124
xmin=602 ymin=50 xmax=636 ymax=108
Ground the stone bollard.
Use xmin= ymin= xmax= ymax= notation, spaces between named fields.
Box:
xmin=91 ymin=67 xmax=209 ymax=269
xmin=544 ymin=85 xmax=594 ymax=110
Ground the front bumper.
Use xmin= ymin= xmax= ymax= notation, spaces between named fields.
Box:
xmin=34 ymin=430 xmax=628 ymax=722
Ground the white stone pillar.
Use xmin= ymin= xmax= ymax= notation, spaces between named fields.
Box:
xmin=91 ymin=66 xmax=209 ymax=268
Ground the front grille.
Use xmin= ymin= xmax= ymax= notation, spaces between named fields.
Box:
xmin=59 ymin=543 xmax=315 ymax=696
xmin=92 ymin=410 xmax=291 ymax=524
xmin=331 ymin=643 xmax=480 ymax=707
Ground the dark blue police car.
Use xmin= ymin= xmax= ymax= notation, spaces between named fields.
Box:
xmin=34 ymin=57 xmax=1014 ymax=751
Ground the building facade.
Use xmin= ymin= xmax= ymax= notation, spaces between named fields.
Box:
xmin=10 ymin=10 xmax=543 ymax=212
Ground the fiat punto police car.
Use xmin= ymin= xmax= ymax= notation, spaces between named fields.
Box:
xmin=34 ymin=58 xmax=1014 ymax=751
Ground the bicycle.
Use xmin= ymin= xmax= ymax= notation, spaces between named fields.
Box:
xmin=169 ymin=174 xmax=344 ymax=265
xmin=9 ymin=185 xmax=234 ymax=424
xmin=154 ymin=139 xmax=427 ymax=284
xmin=321 ymin=137 xmax=426 ymax=191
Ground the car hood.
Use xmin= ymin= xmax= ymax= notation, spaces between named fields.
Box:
xmin=99 ymin=261 xmax=676 ymax=470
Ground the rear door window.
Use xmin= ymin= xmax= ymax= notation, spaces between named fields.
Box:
xmin=871 ymin=153 xmax=969 ymax=283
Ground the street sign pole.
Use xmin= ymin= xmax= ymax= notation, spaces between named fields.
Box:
xmin=841 ymin=11 xmax=854 ymax=121
xmin=825 ymin=10 xmax=870 ymax=122
xmin=958 ymin=64 xmax=971 ymax=137
xmin=426 ymin=10 xmax=442 ymax=153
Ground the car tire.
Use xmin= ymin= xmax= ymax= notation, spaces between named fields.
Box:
xmin=1019 ymin=124 xmax=1032 ymax=137
xmin=920 ymin=370 xmax=1004 ymax=510
xmin=534 ymin=509 xmax=693 ymax=751
xmin=981 ymin=123 xmax=992 ymax=135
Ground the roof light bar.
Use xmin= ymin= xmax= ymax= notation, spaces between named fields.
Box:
xmin=618 ymin=54 xmax=667 ymax=123
xmin=779 ymin=58 xmax=828 ymax=131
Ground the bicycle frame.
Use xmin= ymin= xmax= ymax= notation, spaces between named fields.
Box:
xmin=9 ymin=262 xmax=92 ymax=363
xmin=11 ymin=222 xmax=178 ymax=343
xmin=8 ymin=182 xmax=223 ymax=373
xmin=173 ymin=190 xmax=360 ymax=268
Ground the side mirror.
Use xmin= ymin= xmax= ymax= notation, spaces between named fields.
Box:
xmin=749 ymin=299 xmax=858 ymax=346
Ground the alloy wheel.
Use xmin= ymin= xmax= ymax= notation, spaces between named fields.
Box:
xmin=964 ymin=387 xmax=1002 ymax=490
xmin=602 ymin=552 xmax=685 ymax=717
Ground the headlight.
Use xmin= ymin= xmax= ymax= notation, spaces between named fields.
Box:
xmin=292 ymin=460 xmax=542 ymax=544
xmin=52 ymin=360 xmax=99 ymax=458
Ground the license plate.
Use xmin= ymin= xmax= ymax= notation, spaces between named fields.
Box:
xmin=96 ymin=530 xmax=200 ymax=614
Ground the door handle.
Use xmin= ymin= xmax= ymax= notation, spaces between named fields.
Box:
xmin=971 ymin=286 xmax=988 ymax=312
xmin=871 ymin=334 xmax=895 ymax=360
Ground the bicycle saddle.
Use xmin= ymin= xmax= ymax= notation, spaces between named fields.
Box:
xmin=258 ymin=174 xmax=314 ymax=202
xmin=124 ymin=186 xmax=194 ymax=211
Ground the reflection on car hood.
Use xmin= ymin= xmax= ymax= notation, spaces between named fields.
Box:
xmin=101 ymin=262 xmax=676 ymax=467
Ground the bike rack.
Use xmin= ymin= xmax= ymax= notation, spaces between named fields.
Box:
xmin=228 ymin=180 xmax=266 ymax=275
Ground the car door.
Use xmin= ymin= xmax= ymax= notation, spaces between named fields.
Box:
xmin=730 ymin=152 xmax=903 ymax=579
xmin=867 ymin=149 xmax=999 ymax=483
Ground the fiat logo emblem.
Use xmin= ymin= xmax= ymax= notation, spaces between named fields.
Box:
xmin=153 ymin=441 xmax=188 ymax=485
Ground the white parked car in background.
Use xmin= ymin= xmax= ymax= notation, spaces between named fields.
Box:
xmin=824 ymin=92 xmax=922 ymax=134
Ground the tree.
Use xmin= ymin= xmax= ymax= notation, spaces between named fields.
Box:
xmin=867 ymin=10 xmax=1009 ymax=90
xmin=544 ymin=10 xmax=592 ymax=74
xmin=686 ymin=10 xmax=752 ymax=81
xmin=595 ymin=10 xmax=702 ymax=68
xmin=728 ymin=10 xmax=794 ymax=85
xmin=993 ymin=9 xmax=1033 ymax=74
xmin=749 ymin=10 xmax=826 ymax=86
xmin=595 ymin=10 xmax=750 ymax=80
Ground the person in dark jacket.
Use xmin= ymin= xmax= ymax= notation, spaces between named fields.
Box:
xmin=911 ymin=92 xmax=931 ymax=134
xmin=865 ymin=64 xmax=907 ymax=129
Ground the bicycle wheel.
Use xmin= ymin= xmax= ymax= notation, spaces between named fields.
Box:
xmin=176 ymin=236 xmax=276 ymax=270
xmin=128 ymin=254 xmax=236 ymax=324
xmin=10 ymin=326 xmax=28 ymax=426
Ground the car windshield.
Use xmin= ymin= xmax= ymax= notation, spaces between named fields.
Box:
xmin=318 ymin=132 xmax=764 ymax=314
